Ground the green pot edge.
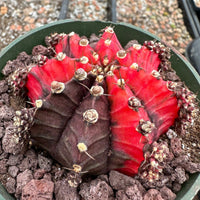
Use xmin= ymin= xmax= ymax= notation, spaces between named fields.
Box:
xmin=0 ymin=19 xmax=199 ymax=200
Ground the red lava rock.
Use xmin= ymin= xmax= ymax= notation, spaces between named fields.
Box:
xmin=16 ymin=169 xmax=33 ymax=195
xmin=32 ymin=45 xmax=49 ymax=56
xmin=21 ymin=179 xmax=54 ymax=200
xmin=116 ymin=185 xmax=143 ymax=200
xmin=171 ymin=155 xmax=189 ymax=167
xmin=18 ymin=150 xmax=38 ymax=171
xmin=2 ymin=61 xmax=15 ymax=76
xmin=5 ymin=177 xmax=16 ymax=194
xmin=3 ymin=120 xmax=12 ymax=128
xmin=7 ymin=153 xmax=23 ymax=166
xmin=54 ymin=179 xmax=80 ymax=200
xmin=54 ymin=168 xmax=65 ymax=180
xmin=97 ymin=174 xmax=109 ymax=183
xmin=0 ymin=127 xmax=5 ymax=138
xmin=160 ymin=186 xmax=176 ymax=200
xmin=109 ymin=170 xmax=146 ymax=195
xmin=8 ymin=166 xmax=19 ymax=178
xmin=34 ymin=169 xmax=46 ymax=179
xmin=181 ymin=162 xmax=200 ymax=173
xmin=172 ymin=166 xmax=186 ymax=184
xmin=170 ymin=138 xmax=183 ymax=156
xmin=172 ymin=155 xmax=200 ymax=173
xmin=2 ymin=52 xmax=31 ymax=76
xmin=163 ymin=164 xmax=174 ymax=175
xmin=162 ymin=72 xmax=180 ymax=82
xmin=0 ymin=152 xmax=8 ymax=160
xmin=0 ymin=159 xmax=7 ymax=174
xmin=0 ymin=80 xmax=8 ymax=94
xmin=141 ymin=174 xmax=170 ymax=190
xmin=0 ymin=145 xmax=2 ymax=155
xmin=2 ymin=126 xmax=25 ymax=155
xmin=38 ymin=154 xmax=53 ymax=172
xmin=79 ymin=179 xmax=114 ymax=200
xmin=172 ymin=182 xmax=182 ymax=193
xmin=43 ymin=173 xmax=52 ymax=181
xmin=143 ymin=189 xmax=164 ymax=200
xmin=0 ymin=105 xmax=14 ymax=120
xmin=1 ymin=93 xmax=10 ymax=105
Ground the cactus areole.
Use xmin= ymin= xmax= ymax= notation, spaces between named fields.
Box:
xmin=10 ymin=27 xmax=198 ymax=179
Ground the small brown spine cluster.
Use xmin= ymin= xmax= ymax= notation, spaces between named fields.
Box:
xmin=8 ymin=67 xmax=29 ymax=95
xmin=128 ymin=96 xmax=143 ymax=111
xmin=137 ymin=119 xmax=155 ymax=137
xmin=176 ymin=87 xmax=199 ymax=131
xmin=144 ymin=40 xmax=171 ymax=71
xmin=13 ymin=108 xmax=35 ymax=134
xmin=74 ymin=68 xmax=88 ymax=81
xmin=33 ymin=54 xmax=48 ymax=66
xmin=139 ymin=142 xmax=170 ymax=183
xmin=45 ymin=33 xmax=66 ymax=47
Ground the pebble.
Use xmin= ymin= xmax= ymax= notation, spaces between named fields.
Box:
xmin=0 ymin=0 xmax=61 ymax=51
xmin=2 ymin=126 xmax=24 ymax=155
xmin=8 ymin=166 xmax=19 ymax=178
xmin=7 ymin=154 xmax=23 ymax=166
xmin=116 ymin=185 xmax=143 ymax=200
xmin=109 ymin=170 xmax=146 ymax=195
xmin=38 ymin=154 xmax=53 ymax=172
xmin=18 ymin=149 xmax=38 ymax=171
xmin=5 ymin=177 xmax=16 ymax=194
xmin=143 ymin=189 xmax=164 ymax=200
xmin=55 ymin=179 xmax=80 ymax=200
xmin=21 ymin=179 xmax=54 ymax=200
xmin=0 ymin=127 xmax=4 ymax=138
xmin=79 ymin=179 xmax=114 ymax=200
xmin=0 ymin=159 xmax=7 ymax=174
xmin=67 ymin=0 xmax=107 ymax=20
xmin=160 ymin=186 xmax=176 ymax=200
xmin=16 ymin=169 xmax=33 ymax=195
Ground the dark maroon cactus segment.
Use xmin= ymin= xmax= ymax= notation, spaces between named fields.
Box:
xmin=30 ymin=74 xmax=95 ymax=152
xmin=54 ymin=80 xmax=110 ymax=175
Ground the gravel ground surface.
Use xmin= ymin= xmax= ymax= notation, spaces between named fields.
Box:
xmin=0 ymin=0 xmax=62 ymax=51
xmin=0 ymin=0 xmax=193 ymax=55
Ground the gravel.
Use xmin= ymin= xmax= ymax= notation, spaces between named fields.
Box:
xmin=0 ymin=0 xmax=193 ymax=54
xmin=0 ymin=0 xmax=61 ymax=51
xmin=67 ymin=0 xmax=107 ymax=20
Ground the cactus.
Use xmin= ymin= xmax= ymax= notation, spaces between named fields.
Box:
xmin=9 ymin=27 xmax=198 ymax=178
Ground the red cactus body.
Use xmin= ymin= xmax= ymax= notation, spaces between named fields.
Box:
xmin=11 ymin=27 xmax=185 ymax=178
xmin=106 ymin=74 xmax=152 ymax=175
xmin=113 ymin=66 xmax=179 ymax=141
xmin=26 ymin=55 xmax=93 ymax=102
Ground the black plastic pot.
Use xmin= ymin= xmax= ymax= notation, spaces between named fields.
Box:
xmin=0 ymin=20 xmax=199 ymax=200
xmin=186 ymin=37 xmax=200 ymax=74
xmin=192 ymin=0 xmax=200 ymax=11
